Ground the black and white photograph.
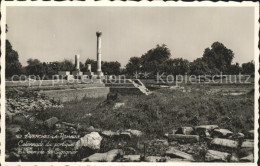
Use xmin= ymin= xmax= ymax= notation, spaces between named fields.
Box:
xmin=1 ymin=1 xmax=259 ymax=164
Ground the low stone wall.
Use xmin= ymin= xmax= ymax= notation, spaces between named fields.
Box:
xmin=110 ymin=87 xmax=143 ymax=96
xmin=40 ymin=87 xmax=110 ymax=102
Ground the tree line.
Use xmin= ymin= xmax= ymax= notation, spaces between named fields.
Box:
xmin=6 ymin=40 xmax=121 ymax=79
xmin=6 ymin=39 xmax=254 ymax=79
xmin=125 ymin=43 xmax=255 ymax=77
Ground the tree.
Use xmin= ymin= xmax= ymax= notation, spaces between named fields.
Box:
xmin=6 ymin=40 xmax=22 ymax=77
xmin=102 ymin=61 xmax=121 ymax=75
xmin=202 ymin=42 xmax=234 ymax=73
xmin=25 ymin=58 xmax=45 ymax=77
xmin=141 ymin=44 xmax=171 ymax=74
xmin=242 ymin=61 xmax=254 ymax=75
xmin=161 ymin=58 xmax=190 ymax=75
xmin=60 ymin=59 xmax=74 ymax=71
xmin=190 ymin=58 xmax=212 ymax=75
xmin=227 ymin=63 xmax=241 ymax=75
xmin=125 ymin=57 xmax=142 ymax=75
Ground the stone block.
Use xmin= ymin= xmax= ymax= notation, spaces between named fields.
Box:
xmin=240 ymin=154 xmax=254 ymax=162
xmin=165 ymin=146 xmax=194 ymax=161
xmin=194 ymin=125 xmax=218 ymax=136
xmin=66 ymin=75 xmax=74 ymax=81
xmin=145 ymin=156 xmax=164 ymax=162
xmin=75 ymin=132 xmax=102 ymax=150
xmin=175 ymin=127 xmax=194 ymax=135
xmin=210 ymin=138 xmax=239 ymax=150
xmin=44 ymin=117 xmax=59 ymax=128
xmin=205 ymin=150 xmax=231 ymax=162
xmin=125 ymin=129 xmax=143 ymax=137
xmin=122 ymin=155 xmax=140 ymax=162
xmin=72 ymin=71 xmax=83 ymax=76
xmin=82 ymin=149 xmax=123 ymax=162
xmin=212 ymin=129 xmax=233 ymax=138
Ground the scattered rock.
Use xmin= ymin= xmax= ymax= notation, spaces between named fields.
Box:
xmin=166 ymin=158 xmax=192 ymax=162
xmin=241 ymin=140 xmax=254 ymax=149
xmin=205 ymin=150 xmax=231 ymax=162
xmin=82 ymin=149 xmax=123 ymax=162
xmin=168 ymin=134 xmax=199 ymax=143
xmin=240 ymin=154 xmax=254 ymax=162
xmin=175 ymin=127 xmax=194 ymax=135
xmin=210 ymin=138 xmax=239 ymax=150
xmin=62 ymin=122 xmax=77 ymax=128
xmin=212 ymin=129 xmax=233 ymax=138
xmin=125 ymin=129 xmax=143 ymax=137
xmin=101 ymin=130 xmax=118 ymax=137
xmin=165 ymin=146 xmax=194 ymax=161
xmin=113 ymin=102 xmax=125 ymax=110
xmin=122 ymin=155 xmax=140 ymax=162
xmin=119 ymin=132 xmax=131 ymax=139
xmin=44 ymin=117 xmax=59 ymax=128
xmin=75 ymin=132 xmax=102 ymax=150
xmin=240 ymin=140 xmax=254 ymax=156
xmin=230 ymin=153 xmax=239 ymax=162
xmin=145 ymin=156 xmax=164 ymax=162
xmin=229 ymin=132 xmax=245 ymax=140
xmin=194 ymin=125 xmax=218 ymax=136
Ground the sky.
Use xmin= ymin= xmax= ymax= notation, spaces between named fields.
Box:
xmin=6 ymin=6 xmax=255 ymax=67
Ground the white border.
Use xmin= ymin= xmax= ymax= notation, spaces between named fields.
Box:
xmin=1 ymin=1 xmax=259 ymax=166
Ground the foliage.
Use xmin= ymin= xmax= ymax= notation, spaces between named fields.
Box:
xmin=241 ymin=61 xmax=254 ymax=75
xmin=202 ymin=42 xmax=234 ymax=74
xmin=227 ymin=63 xmax=241 ymax=75
xmin=140 ymin=44 xmax=171 ymax=74
xmin=6 ymin=40 xmax=22 ymax=77
xmin=125 ymin=57 xmax=142 ymax=75
xmin=161 ymin=58 xmax=190 ymax=75
xmin=25 ymin=58 xmax=45 ymax=77
xmin=190 ymin=58 xmax=216 ymax=75
xmin=102 ymin=61 xmax=121 ymax=75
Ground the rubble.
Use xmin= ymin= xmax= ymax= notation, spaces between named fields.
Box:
xmin=212 ymin=129 xmax=233 ymax=138
xmin=210 ymin=138 xmax=239 ymax=150
xmin=122 ymin=155 xmax=140 ymax=162
xmin=205 ymin=150 xmax=231 ymax=162
xmin=194 ymin=125 xmax=218 ymax=136
xmin=75 ymin=132 xmax=103 ymax=150
xmin=165 ymin=146 xmax=194 ymax=161
xmin=175 ymin=127 xmax=194 ymax=135
xmin=44 ymin=117 xmax=59 ymax=128
xmin=240 ymin=154 xmax=254 ymax=162
xmin=82 ymin=149 xmax=123 ymax=162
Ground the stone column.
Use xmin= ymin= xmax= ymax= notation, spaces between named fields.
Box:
xmin=87 ymin=64 xmax=92 ymax=72
xmin=96 ymin=31 xmax=103 ymax=76
xmin=75 ymin=54 xmax=80 ymax=71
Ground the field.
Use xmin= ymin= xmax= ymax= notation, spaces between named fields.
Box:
xmin=5 ymin=83 xmax=254 ymax=162
xmin=39 ymin=84 xmax=254 ymax=136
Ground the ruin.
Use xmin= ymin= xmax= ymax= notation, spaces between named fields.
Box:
xmin=55 ymin=31 xmax=104 ymax=80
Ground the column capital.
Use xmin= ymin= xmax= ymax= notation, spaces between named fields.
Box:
xmin=96 ymin=31 xmax=102 ymax=37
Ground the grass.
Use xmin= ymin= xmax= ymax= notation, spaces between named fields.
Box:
xmin=38 ymin=84 xmax=254 ymax=137
xmin=6 ymin=84 xmax=254 ymax=161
